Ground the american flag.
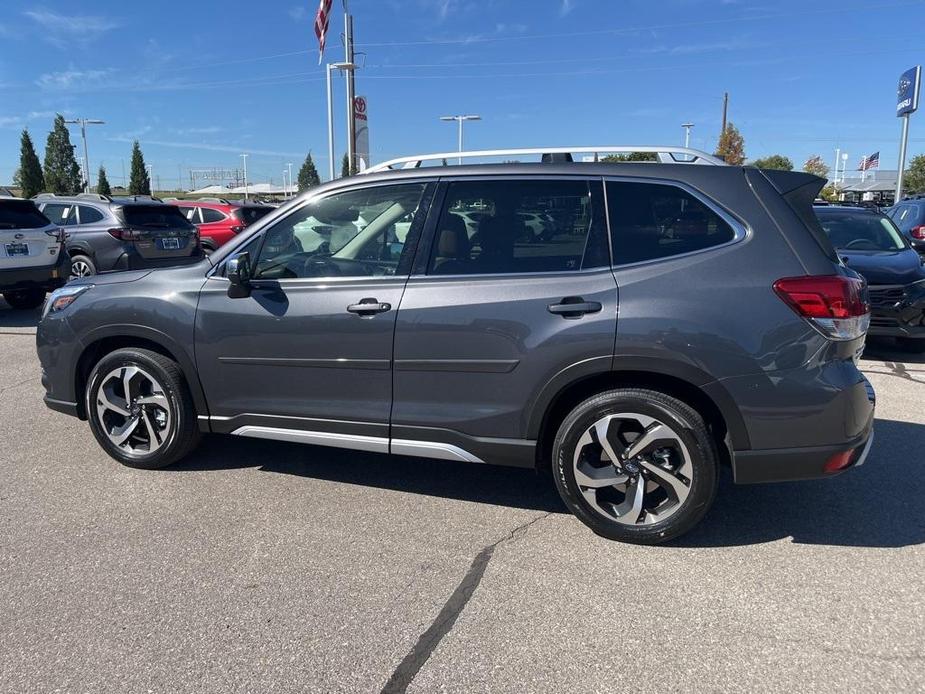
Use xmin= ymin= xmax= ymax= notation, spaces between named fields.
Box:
xmin=858 ymin=151 xmax=880 ymax=171
xmin=314 ymin=0 xmax=333 ymax=65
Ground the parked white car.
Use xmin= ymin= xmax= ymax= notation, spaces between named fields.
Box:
xmin=0 ymin=197 xmax=70 ymax=309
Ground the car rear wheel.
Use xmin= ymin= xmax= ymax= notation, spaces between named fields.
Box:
xmin=552 ymin=388 xmax=718 ymax=544
xmin=69 ymin=254 xmax=96 ymax=280
xmin=2 ymin=288 xmax=46 ymax=310
xmin=86 ymin=348 xmax=200 ymax=469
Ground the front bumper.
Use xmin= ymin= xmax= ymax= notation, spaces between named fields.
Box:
xmin=867 ymin=282 xmax=925 ymax=338
xmin=0 ymin=252 xmax=70 ymax=292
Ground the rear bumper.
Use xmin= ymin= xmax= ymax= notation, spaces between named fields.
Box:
xmin=113 ymin=251 xmax=205 ymax=272
xmin=731 ymin=375 xmax=876 ymax=484
xmin=0 ymin=252 xmax=70 ymax=292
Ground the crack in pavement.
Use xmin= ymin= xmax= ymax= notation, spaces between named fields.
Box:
xmin=380 ymin=512 xmax=552 ymax=694
xmin=0 ymin=377 xmax=34 ymax=398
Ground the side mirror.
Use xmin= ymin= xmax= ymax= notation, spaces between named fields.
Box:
xmin=226 ymin=252 xmax=251 ymax=297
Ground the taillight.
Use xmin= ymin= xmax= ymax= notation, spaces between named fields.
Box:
xmin=773 ymin=275 xmax=870 ymax=340
xmin=107 ymin=227 xmax=139 ymax=241
xmin=823 ymin=449 xmax=855 ymax=473
xmin=911 ymin=225 xmax=925 ymax=240
xmin=45 ymin=227 xmax=66 ymax=243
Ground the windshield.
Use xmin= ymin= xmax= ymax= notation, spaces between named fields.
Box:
xmin=816 ymin=210 xmax=908 ymax=251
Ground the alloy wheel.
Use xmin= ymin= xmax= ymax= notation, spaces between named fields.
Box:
xmin=95 ymin=366 xmax=172 ymax=456
xmin=572 ymin=412 xmax=693 ymax=526
xmin=70 ymin=259 xmax=93 ymax=279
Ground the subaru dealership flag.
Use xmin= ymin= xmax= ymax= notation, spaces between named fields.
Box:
xmin=858 ymin=152 xmax=880 ymax=171
xmin=315 ymin=0 xmax=333 ymax=64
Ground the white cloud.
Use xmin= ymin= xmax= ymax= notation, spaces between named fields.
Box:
xmin=23 ymin=8 xmax=120 ymax=47
xmin=107 ymin=136 xmax=303 ymax=158
xmin=169 ymin=126 xmax=225 ymax=136
xmin=35 ymin=68 xmax=114 ymax=90
xmin=289 ymin=5 xmax=309 ymax=21
xmin=0 ymin=110 xmax=62 ymax=129
xmin=559 ymin=0 xmax=575 ymax=16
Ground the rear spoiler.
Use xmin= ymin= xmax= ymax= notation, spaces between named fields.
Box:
xmin=759 ymin=169 xmax=836 ymax=262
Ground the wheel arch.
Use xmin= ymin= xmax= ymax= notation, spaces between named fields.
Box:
xmin=74 ymin=326 xmax=208 ymax=421
xmin=530 ymin=363 xmax=749 ymax=474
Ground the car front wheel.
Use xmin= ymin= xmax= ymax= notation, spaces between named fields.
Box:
xmin=86 ymin=348 xmax=201 ymax=469
xmin=552 ymin=388 xmax=718 ymax=544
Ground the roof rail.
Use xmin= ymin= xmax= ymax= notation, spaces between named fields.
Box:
xmin=364 ymin=146 xmax=725 ymax=174
xmin=77 ymin=192 xmax=112 ymax=202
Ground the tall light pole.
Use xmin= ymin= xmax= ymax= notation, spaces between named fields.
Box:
xmin=440 ymin=115 xmax=481 ymax=164
xmin=146 ymin=164 xmax=154 ymax=198
xmin=240 ymin=153 xmax=249 ymax=201
xmin=64 ymin=118 xmax=105 ymax=193
xmin=327 ymin=62 xmax=356 ymax=180
xmin=287 ymin=162 xmax=294 ymax=198
xmin=681 ymin=122 xmax=694 ymax=148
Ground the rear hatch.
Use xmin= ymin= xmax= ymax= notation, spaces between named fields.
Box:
xmin=0 ymin=199 xmax=61 ymax=269
xmin=115 ymin=204 xmax=200 ymax=261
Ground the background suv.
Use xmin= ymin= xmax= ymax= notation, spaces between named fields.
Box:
xmin=36 ymin=194 xmax=203 ymax=278
xmin=0 ymin=197 xmax=69 ymax=309
xmin=886 ymin=197 xmax=925 ymax=255
xmin=36 ymin=149 xmax=875 ymax=544
xmin=172 ymin=199 xmax=275 ymax=253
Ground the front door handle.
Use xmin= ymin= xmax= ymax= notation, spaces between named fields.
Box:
xmin=347 ymin=297 xmax=392 ymax=315
xmin=547 ymin=297 xmax=602 ymax=318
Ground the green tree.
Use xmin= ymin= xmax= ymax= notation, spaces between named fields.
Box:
xmin=128 ymin=141 xmax=151 ymax=195
xmin=18 ymin=129 xmax=45 ymax=198
xmin=600 ymin=152 xmax=658 ymax=162
xmin=751 ymin=154 xmax=793 ymax=171
xmin=297 ymin=152 xmax=321 ymax=190
xmin=714 ymin=122 xmax=745 ymax=165
xmin=802 ymin=155 xmax=830 ymax=179
xmin=341 ymin=153 xmax=353 ymax=178
xmin=97 ymin=165 xmax=112 ymax=196
xmin=904 ymin=154 xmax=925 ymax=195
xmin=43 ymin=114 xmax=81 ymax=195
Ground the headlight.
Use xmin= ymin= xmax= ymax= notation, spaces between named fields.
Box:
xmin=43 ymin=284 xmax=93 ymax=318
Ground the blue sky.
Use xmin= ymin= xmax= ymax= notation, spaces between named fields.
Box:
xmin=1 ymin=0 xmax=924 ymax=188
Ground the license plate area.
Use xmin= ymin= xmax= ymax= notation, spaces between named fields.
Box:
xmin=159 ymin=237 xmax=181 ymax=250
xmin=5 ymin=243 xmax=28 ymax=257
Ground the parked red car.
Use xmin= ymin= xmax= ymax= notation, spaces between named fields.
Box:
xmin=172 ymin=199 xmax=275 ymax=253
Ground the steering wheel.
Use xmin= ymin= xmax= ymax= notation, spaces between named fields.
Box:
xmin=843 ymin=239 xmax=877 ymax=250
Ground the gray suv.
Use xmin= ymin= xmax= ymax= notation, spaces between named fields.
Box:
xmin=36 ymin=148 xmax=876 ymax=544
xmin=35 ymin=194 xmax=203 ymax=278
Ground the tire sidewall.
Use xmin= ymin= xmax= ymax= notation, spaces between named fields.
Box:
xmin=85 ymin=350 xmax=188 ymax=469
xmin=553 ymin=391 xmax=717 ymax=544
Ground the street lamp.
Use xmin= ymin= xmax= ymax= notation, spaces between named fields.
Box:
xmin=146 ymin=164 xmax=154 ymax=198
xmin=326 ymin=62 xmax=356 ymax=181
xmin=440 ymin=115 xmax=481 ymax=164
xmin=287 ymin=162 xmax=293 ymax=198
xmin=240 ymin=153 xmax=249 ymax=201
xmin=64 ymin=118 xmax=105 ymax=193
xmin=681 ymin=122 xmax=694 ymax=148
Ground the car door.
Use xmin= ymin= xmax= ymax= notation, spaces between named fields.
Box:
xmin=195 ymin=180 xmax=435 ymax=447
xmin=390 ymin=176 xmax=617 ymax=466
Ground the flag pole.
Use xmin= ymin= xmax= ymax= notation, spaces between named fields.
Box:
xmin=344 ymin=0 xmax=356 ymax=176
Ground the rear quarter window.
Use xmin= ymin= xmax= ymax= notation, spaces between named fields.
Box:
xmin=235 ymin=206 xmax=274 ymax=225
xmin=0 ymin=201 xmax=52 ymax=229
xmin=201 ymin=208 xmax=226 ymax=223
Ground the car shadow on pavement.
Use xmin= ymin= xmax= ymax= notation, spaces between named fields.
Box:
xmin=173 ymin=418 xmax=923 ymax=548
xmin=862 ymin=337 xmax=925 ymax=365
xmin=0 ymin=302 xmax=42 ymax=329
xmin=171 ymin=434 xmax=568 ymax=514
xmin=676 ymin=418 xmax=925 ymax=549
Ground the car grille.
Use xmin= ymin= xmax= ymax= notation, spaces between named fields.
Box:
xmin=868 ymin=285 xmax=905 ymax=310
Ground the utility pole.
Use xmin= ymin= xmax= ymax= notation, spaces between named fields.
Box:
xmin=681 ymin=122 xmax=694 ymax=148
xmin=720 ymin=92 xmax=729 ymax=137
xmin=64 ymin=118 xmax=105 ymax=193
xmin=344 ymin=1 xmax=356 ymax=175
xmin=240 ymin=153 xmax=249 ymax=201
xmin=287 ymin=162 xmax=293 ymax=198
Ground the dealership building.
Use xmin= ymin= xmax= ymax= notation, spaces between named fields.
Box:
xmin=833 ymin=169 xmax=899 ymax=204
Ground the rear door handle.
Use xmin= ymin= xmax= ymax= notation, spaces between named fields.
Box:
xmin=347 ymin=297 xmax=392 ymax=315
xmin=547 ymin=297 xmax=602 ymax=318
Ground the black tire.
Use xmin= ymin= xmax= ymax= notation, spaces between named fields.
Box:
xmin=69 ymin=254 xmax=97 ymax=280
xmin=2 ymin=288 xmax=46 ymax=310
xmin=552 ymin=388 xmax=718 ymax=545
xmin=85 ymin=348 xmax=200 ymax=469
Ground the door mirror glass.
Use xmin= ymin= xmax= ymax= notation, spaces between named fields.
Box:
xmin=226 ymin=251 xmax=252 ymax=286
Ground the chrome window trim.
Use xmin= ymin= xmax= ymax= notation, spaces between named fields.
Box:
xmin=603 ymin=175 xmax=750 ymax=270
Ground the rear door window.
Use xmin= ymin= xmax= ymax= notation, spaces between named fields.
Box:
xmin=0 ymin=201 xmax=51 ymax=229
xmin=606 ymin=181 xmax=736 ymax=265
xmin=892 ymin=204 xmax=921 ymax=231
xmin=428 ymin=178 xmax=607 ymax=275
xmin=42 ymin=203 xmax=77 ymax=226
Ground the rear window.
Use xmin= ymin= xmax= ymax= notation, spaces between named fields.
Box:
xmin=0 ymin=200 xmax=51 ymax=229
xmin=120 ymin=205 xmax=195 ymax=229
xmin=235 ymin=206 xmax=274 ymax=226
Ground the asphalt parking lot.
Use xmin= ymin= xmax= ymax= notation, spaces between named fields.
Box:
xmin=1 ymin=299 xmax=923 ymax=693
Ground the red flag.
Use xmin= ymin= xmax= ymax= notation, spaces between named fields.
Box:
xmin=314 ymin=0 xmax=333 ymax=64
